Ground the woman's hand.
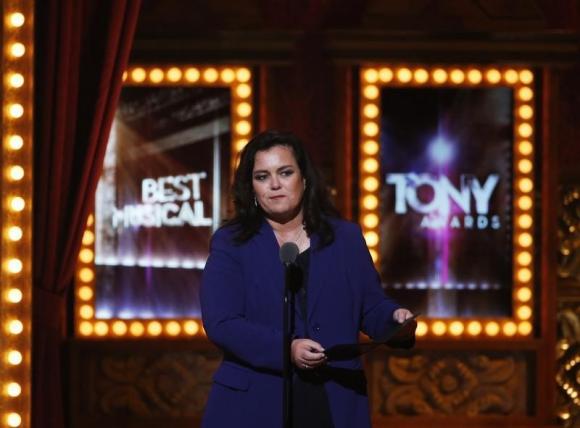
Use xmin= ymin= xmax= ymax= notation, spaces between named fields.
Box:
xmin=291 ymin=338 xmax=327 ymax=370
xmin=393 ymin=308 xmax=414 ymax=323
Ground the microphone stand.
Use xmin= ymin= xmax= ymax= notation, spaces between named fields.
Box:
xmin=279 ymin=241 xmax=299 ymax=428
xmin=282 ymin=262 xmax=293 ymax=428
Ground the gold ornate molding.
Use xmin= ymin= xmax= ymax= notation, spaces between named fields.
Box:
xmin=558 ymin=186 xmax=580 ymax=282
xmin=556 ymin=185 xmax=580 ymax=426
xmin=557 ymin=305 xmax=580 ymax=426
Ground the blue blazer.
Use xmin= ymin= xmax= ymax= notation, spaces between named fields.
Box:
xmin=200 ymin=218 xmax=401 ymax=428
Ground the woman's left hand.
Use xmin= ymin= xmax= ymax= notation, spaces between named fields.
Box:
xmin=291 ymin=338 xmax=327 ymax=370
xmin=393 ymin=308 xmax=414 ymax=323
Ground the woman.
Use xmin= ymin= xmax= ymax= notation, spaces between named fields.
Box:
xmin=201 ymin=130 xmax=413 ymax=428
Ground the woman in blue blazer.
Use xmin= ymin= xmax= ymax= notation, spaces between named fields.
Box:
xmin=201 ymin=130 xmax=413 ymax=428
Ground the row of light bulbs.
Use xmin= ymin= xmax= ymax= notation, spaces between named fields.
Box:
xmin=509 ymin=68 xmax=536 ymax=338
xmin=77 ymin=319 xmax=202 ymax=338
xmin=123 ymin=66 xmax=251 ymax=85
xmin=75 ymin=68 xmax=253 ymax=337
xmin=363 ymin=67 xmax=534 ymax=86
xmin=359 ymin=66 xmax=536 ymax=337
xmin=358 ymin=68 xmax=382 ymax=264
xmin=415 ymin=319 xmax=533 ymax=337
xmin=1 ymin=4 xmax=30 ymax=428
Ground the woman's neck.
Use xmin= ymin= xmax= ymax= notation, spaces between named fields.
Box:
xmin=267 ymin=212 xmax=304 ymax=236
xmin=267 ymin=211 xmax=310 ymax=251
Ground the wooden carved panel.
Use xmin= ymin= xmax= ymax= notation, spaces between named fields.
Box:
xmin=69 ymin=340 xmax=221 ymax=428
xmin=369 ymin=350 xmax=530 ymax=417
xmin=95 ymin=352 xmax=219 ymax=417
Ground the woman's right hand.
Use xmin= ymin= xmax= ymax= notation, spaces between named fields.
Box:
xmin=291 ymin=338 xmax=327 ymax=370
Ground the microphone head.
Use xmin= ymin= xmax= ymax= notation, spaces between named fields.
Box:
xmin=279 ymin=242 xmax=299 ymax=265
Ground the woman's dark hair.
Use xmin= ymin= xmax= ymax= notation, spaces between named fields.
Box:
xmin=226 ymin=130 xmax=339 ymax=247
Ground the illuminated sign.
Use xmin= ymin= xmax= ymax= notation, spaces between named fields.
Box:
xmin=75 ymin=66 xmax=254 ymax=337
xmin=359 ymin=65 xmax=536 ymax=338
xmin=112 ymin=172 xmax=212 ymax=228
xmin=386 ymin=173 xmax=500 ymax=230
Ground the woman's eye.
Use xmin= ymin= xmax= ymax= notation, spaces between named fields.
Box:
xmin=254 ymin=175 xmax=267 ymax=181
xmin=281 ymin=169 xmax=294 ymax=177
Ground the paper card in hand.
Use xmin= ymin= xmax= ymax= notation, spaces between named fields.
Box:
xmin=324 ymin=314 xmax=419 ymax=361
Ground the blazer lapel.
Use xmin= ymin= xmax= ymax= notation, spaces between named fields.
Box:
xmin=254 ymin=221 xmax=285 ymax=296
xmin=306 ymin=232 xmax=329 ymax=321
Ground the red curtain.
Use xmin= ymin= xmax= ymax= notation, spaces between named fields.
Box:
xmin=32 ymin=1 xmax=141 ymax=427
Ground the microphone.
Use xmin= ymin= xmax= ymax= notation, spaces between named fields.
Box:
xmin=279 ymin=242 xmax=299 ymax=266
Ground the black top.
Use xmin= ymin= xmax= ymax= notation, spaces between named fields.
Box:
xmin=292 ymin=248 xmax=334 ymax=428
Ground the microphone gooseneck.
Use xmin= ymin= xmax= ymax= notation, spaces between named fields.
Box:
xmin=279 ymin=241 xmax=299 ymax=266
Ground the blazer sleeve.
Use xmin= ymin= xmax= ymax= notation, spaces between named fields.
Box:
xmin=200 ymin=228 xmax=283 ymax=372
xmin=344 ymin=223 xmax=401 ymax=340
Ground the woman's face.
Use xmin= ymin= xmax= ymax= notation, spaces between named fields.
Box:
xmin=252 ymin=145 xmax=305 ymax=223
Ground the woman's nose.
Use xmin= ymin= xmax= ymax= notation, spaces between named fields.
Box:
xmin=270 ymin=176 xmax=281 ymax=189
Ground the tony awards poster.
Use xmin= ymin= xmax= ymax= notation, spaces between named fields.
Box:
xmin=379 ymin=87 xmax=514 ymax=318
